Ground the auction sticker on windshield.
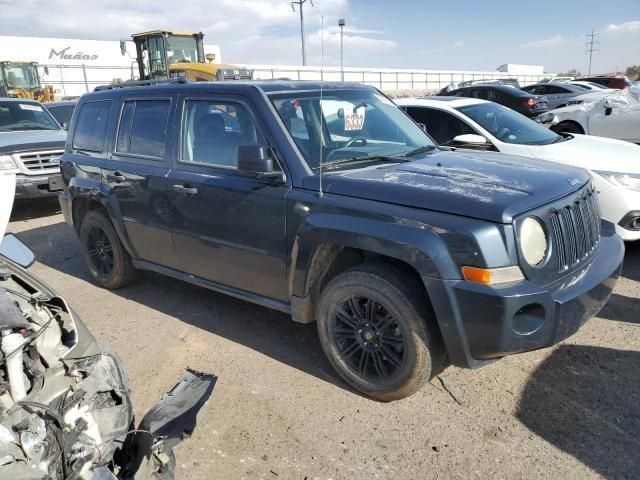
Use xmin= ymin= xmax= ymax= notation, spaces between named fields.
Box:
xmin=19 ymin=104 xmax=43 ymax=112
xmin=345 ymin=108 xmax=365 ymax=130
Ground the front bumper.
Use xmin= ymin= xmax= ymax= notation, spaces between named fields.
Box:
xmin=14 ymin=173 xmax=63 ymax=199
xmin=596 ymin=184 xmax=640 ymax=241
xmin=424 ymin=222 xmax=624 ymax=368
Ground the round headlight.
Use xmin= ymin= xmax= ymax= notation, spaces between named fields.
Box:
xmin=520 ymin=217 xmax=548 ymax=266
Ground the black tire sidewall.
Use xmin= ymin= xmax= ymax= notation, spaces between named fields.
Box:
xmin=317 ymin=268 xmax=434 ymax=401
xmin=79 ymin=210 xmax=131 ymax=289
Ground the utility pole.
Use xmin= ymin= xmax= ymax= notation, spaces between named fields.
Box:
xmin=338 ymin=18 xmax=345 ymax=81
xmin=291 ymin=0 xmax=313 ymax=66
xmin=585 ymin=29 xmax=599 ymax=75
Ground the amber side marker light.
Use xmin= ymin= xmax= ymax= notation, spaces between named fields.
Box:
xmin=462 ymin=266 xmax=524 ymax=285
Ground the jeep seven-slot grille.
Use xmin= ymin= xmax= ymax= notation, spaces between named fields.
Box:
xmin=548 ymin=189 xmax=600 ymax=272
xmin=15 ymin=150 xmax=63 ymax=172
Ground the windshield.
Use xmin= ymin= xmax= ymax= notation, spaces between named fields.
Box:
xmin=457 ymin=102 xmax=560 ymax=145
xmin=0 ymin=101 xmax=61 ymax=131
xmin=46 ymin=104 xmax=75 ymax=126
xmin=166 ymin=35 xmax=199 ymax=64
xmin=270 ymin=89 xmax=434 ymax=172
xmin=1 ymin=63 xmax=40 ymax=90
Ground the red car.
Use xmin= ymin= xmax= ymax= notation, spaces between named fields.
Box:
xmin=576 ymin=76 xmax=632 ymax=90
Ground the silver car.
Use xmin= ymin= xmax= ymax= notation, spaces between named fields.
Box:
xmin=521 ymin=82 xmax=589 ymax=110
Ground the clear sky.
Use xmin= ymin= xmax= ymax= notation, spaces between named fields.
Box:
xmin=2 ymin=0 xmax=639 ymax=73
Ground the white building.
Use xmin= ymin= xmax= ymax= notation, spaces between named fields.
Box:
xmin=497 ymin=64 xmax=546 ymax=76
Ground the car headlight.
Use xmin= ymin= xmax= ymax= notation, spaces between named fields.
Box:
xmin=0 ymin=155 xmax=18 ymax=172
xmin=520 ymin=217 xmax=548 ymax=266
xmin=594 ymin=171 xmax=640 ymax=192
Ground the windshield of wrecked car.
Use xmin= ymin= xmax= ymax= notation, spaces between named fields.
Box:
xmin=0 ymin=101 xmax=61 ymax=131
xmin=457 ymin=102 xmax=560 ymax=146
xmin=270 ymin=89 xmax=434 ymax=171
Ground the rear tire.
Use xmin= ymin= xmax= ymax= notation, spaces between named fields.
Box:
xmin=79 ymin=210 xmax=137 ymax=289
xmin=316 ymin=262 xmax=445 ymax=401
xmin=552 ymin=121 xmax=584 ymax=134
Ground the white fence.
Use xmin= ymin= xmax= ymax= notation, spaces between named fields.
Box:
xmin=38 ymin=63 xmax=556 ymax=99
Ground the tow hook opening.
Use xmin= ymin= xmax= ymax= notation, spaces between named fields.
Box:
xmin=512 ymin=303 xmax=545 ymax=335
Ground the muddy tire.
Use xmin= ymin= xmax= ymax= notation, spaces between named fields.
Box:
xmin=79 ymin=210 xmax=137 ymax=289
xmin=316 ymin=262 xmax=445 ymax=401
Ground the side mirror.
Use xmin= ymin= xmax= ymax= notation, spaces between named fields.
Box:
xmin=120 ymin=40 xmax=127 ymax=56
xmin=44 ymin=66 xmax=49 ymax=75
xmin=416 ymin=122 xmax=427 ymax=132
xmin=0 ymin=234 xmax=35 ymax=268
xmin=604 ymin=98 xmax=614 ymax=116
xmin=452 ymin=134 xmax=489 ymax=146
xmin=61 ymin=121 xmax=69 ymax=131
xmin=237 ymin=145 xmax=283 ymax=180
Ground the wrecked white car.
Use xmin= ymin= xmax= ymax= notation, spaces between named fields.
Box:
xmin=0 ymin=172 xmax=215 ymax=479
xmin=542 ymin=90 xmax=640 ymax=143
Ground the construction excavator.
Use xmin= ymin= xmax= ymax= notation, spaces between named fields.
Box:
xmin=122 ymin=30 xmax=253 ymax=82
xmin=0 ymin=61 xmax=54 ymax=102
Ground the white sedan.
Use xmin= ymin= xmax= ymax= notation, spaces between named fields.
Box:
xmin=396 ymin=96 xmax=640 ymax=241
xmin=544 ymin=90 xmax=640 ymax=143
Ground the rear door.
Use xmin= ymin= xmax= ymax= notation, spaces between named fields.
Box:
xmin=538 ymin=84 xmax=572 ymax=109
xmin=101 ymin=94 xmax=181 ymax=269
xmin=166 ymin=94 xmax=290 ymax=301
xmin=589 ymin=102 xmax=640 ymax=142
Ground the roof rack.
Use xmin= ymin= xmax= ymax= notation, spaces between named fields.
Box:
xmin=94 ymin=77 xmax=189 ymax=91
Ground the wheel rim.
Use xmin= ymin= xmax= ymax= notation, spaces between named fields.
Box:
xmin=86 ymin=226 xmax=114 ymax=277
xmin=331 ymin=296 xmax=406 ymax=382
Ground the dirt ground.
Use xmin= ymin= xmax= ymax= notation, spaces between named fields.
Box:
xmin=7 ymin=198 xmax=640 ymax=480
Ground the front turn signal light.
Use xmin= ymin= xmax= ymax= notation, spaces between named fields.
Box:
xmin=462 ymin=266 xmax=524 ymax=285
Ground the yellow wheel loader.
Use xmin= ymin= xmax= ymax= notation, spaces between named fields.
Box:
xmin=123 ymin=31 xmax=253 ymax=82
xmin=0 ymin=61 xmax=54 ymax=102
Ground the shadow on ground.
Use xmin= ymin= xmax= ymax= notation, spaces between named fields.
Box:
xmin=517 ymin=345 xmax=640 ymax=479
xmin=621 ymin=240 xmax=640 ymax=283
xmin=11 ymin=217 xmax=344 ymax=393
xmin=10 ymin=198 xmax=61 ymax=222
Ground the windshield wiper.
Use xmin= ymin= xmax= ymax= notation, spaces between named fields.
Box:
xmin=318 ymin=155 xmax=409 ymax=170
xmin=549 ymin=134 xmax=570 ymax=144
xmin=402 ymin=145 xmax=438 ymax=157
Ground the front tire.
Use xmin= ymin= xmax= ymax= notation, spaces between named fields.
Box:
xmin=79 ymin=210 xmax=137 ymax=289
xmin=316 ymin=263 xmax=445 ymax=401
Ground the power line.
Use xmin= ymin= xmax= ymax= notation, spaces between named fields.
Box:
xmin=291 ymin=0 xmax=313 ymax=66
xmin=585 ymin=29 xmax=599 ymax=75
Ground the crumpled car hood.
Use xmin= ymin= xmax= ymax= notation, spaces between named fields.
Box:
xmin=0 ymin=256 xmax=216 ymax=479
xmin=314 ymin=149 xmax=590 ymax=223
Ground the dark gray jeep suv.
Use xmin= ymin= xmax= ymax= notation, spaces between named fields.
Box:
xmin=59 ymin=80 xmax=624 ymax=401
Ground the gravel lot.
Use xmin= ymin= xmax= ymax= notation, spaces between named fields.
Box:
xmin=7 ymin=198 xmax=640 ymax=480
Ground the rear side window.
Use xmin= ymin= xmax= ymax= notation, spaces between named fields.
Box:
xmin=116 ymin=99 xmax=171 ymax=158
xmin=72 ymin=101 xmax=112 ymax=152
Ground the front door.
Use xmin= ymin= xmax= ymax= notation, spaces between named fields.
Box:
xmin=167 ymin=95 xmax=290 ymax=302
xmin=101 ymin=95 xmax=180 ymax=269
xmin=589 ymin=102 xmax=640 ymax=143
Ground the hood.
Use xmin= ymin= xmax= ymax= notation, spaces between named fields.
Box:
xmin=0 ymin=174 xmax=15 ymax=239
xmin=526 ymin=134 xmax=640 ymax=174
xmin=0 ymin=129 xmax=66 ymax=154
xmin=314 ymin=150 xmax=590 ymax=223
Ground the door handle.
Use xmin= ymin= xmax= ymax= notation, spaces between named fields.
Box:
xmin=107 ymin=172 xmax=126 ymax=183
xmin=171 ymin=184 xmax=198 ymax=195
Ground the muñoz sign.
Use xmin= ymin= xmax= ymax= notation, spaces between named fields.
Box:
xmin=49 ymin=47 xmax=98 ymax=61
